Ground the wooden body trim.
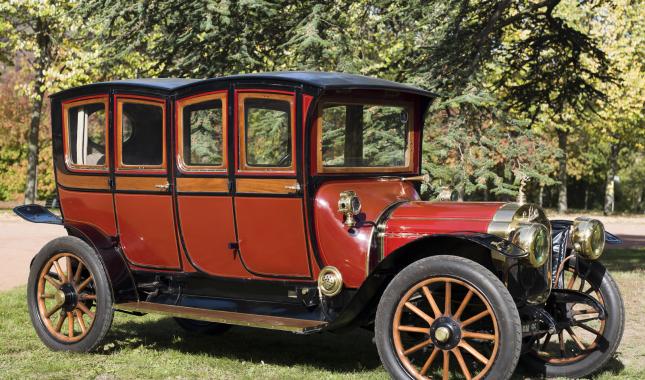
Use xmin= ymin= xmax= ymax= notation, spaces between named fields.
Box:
xmin=115 ymin=176 xmax=169 ymax=192
xmin=176 ymin=92 xmax=228 ymax=173
xmin=56 ymin=169 xmax=110 ymax=190
xmin=237 ymin=92 xmax=296 ymax=174
xmin=61 ymin=96 xmax=110 ymax=173
xmin=315 ymin=99 xmax=416 ymax=174
xmin=176 ymin=177 xmax=228 ymax=193
xmin=236 ymin=178 xmax=299 ymax=194
xmin=115 ymin=96 xmax=167 ymax=172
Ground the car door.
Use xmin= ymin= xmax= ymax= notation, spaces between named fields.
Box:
xmin=233 ymin=90 xmax=311 ymax=278
xmin=173 ymin=90 xmax=247 ymax=277
xmin=112 ymin=95 xmax=181 ymax=269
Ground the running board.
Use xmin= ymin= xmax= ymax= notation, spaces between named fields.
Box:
xmin=116 ymin=301 xmax=327 ymax=333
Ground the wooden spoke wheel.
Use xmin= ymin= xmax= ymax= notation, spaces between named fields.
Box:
xmin=36 ymin=252 xmax=97 ymax=342
xmin=376 ymin=256 xmax=521 ymax=380
xmin=28 ymin=236 xmax=114 ymax=352
xmin=392 ymin=277 xmax=499 ymax=379
xmin=521 ymin=256 xmax=625 ymax=378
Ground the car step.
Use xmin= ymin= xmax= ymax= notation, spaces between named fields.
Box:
xmin=116 ymin=301 xmax=328 ymax=333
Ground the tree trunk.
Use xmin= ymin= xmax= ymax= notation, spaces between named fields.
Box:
xmin=538 ymin=185 xmax=544 ymax=207
xmin=556 ymin=129 xmax=568 ymax=213
xmin=24 ymin=18 xmax=50 ymax=204
xmin=603 ymin=144 xmax=619 ymax=215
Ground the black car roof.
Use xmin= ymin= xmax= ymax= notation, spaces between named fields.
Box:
xmin=51 ymin=71 xmax=435 ymax=98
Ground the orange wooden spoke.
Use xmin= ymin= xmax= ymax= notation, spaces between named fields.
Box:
xmin=459 ymin=341 xmax=489 ymax=364
xmin=404 ymin=302 xmax=434 ymax=325
xmin=567 ymin=273 xmax=577 ymax=289
xmin=444 ymin=281 xmax=452 ymax=315
xmin=77 ymin=302 xmax=95 ymax=319
xmin=398 ymin=325 xmax=430 ymax=334
xmin=566 ymin=327 xmax=587 ymax=351
xmin=558 ymin=331 xmax=565 ymax=357
xmin=67 ymin=312 xmax=74 ymax=338
xmin=40 ymin=293 xmax=55 ymax=299
xmin=576 ymin=323 xmax=601 ymax=336
xmin=461 ymin=310 xmax=490 ymax=328
xmin=422 ymin=286 xmax=442 ymax=317
xmin=74 ymin=261 xmax=84 ymax=284
xmin=540 ymin=334 xmax=552 ymax=351
xmin=453 ymin=348 xmax=472 ymax=380
xmin=420 ymin=347 xmax=440 ymax=376
xmin=46 ymin=303 xmax=63 ymax=318
xmin=55 ymin=313 xmax=66 ymax=332
xmin=75 ymin=310 xmax=87 ymax=334
xmin=454 ymin=290 xmax=473 ymax=320
xmin=571 ymin=308 xmax=598 ymax=316
xmin=462 ymin=331 xmax=495 ymax=341
xmin=66 ymin=257 xmax=73 ymax=283
xmin=403 ymin=338 xmax=433 ymax=356
xmin=442 ymin=350 xmax=450 ymax=380
xmin=79 ymin=294 xmax=96 ymax=301
xmin=77 ymin=275 xmax=93 ymax=292
xmin=53 ymin=260 xmax=66 ymax=281
xmin=44 ymin=274 xmax=61 ymax=288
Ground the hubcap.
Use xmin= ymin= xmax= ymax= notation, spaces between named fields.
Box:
xmin=434 ymin=326 xmax=450 ymax=342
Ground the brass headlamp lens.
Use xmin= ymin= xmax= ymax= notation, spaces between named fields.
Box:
xmin=572 ymin=217 xmax=605 ymax=260
xmin=512 ymin=223 xmax=550 ymax=268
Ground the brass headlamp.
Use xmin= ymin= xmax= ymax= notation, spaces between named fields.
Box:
xmin=572 ymin=217 xmax=605 ymax=260
xmin=511 ymin=223 xmax=550 ymax=268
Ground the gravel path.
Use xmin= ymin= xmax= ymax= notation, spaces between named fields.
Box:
xmin=0 ymin=211 xmax=642 ymax=291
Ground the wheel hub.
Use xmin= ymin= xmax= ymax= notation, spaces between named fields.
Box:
xmin=429 ymin=316 xmax=462 ymax=350
xmin=59 ymin=283 xmax=78 ymax=312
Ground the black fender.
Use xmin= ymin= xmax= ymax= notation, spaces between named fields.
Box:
xmin=327 ymin=233 xmax=523 ymax=331
xmin=63 ymin=222 xmax=138 ymax=303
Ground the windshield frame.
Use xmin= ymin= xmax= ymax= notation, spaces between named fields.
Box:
xmin=315 ymin=98 xmax=417 ymax=174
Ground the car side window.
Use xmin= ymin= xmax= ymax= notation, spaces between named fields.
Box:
xmin=116 ymin=99 xmax=166 ymax=170
xmin=239 ymin=93 xmax=295 ymax=172
xmin=63 ymin=98 xmax=108 ymax=170
xmin=177 ymin=93 xmax=227 ymax=172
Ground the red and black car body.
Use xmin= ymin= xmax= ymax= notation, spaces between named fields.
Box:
xmin=16 ymin=72 xmax=624 ymax=379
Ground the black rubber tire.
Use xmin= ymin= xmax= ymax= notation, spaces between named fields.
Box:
xmin=174 ymin=318 xmax=232 ymax=335
xmin=521 ymin=258 xmax=625 ymax=378
xmin=375 ymin=255 xmax=522 ymax=380
xmin=27 ymin=236 xmax=114 ymax=352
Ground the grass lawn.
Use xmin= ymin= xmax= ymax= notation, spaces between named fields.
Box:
xmin=0 ymin=248 xmax=643 ymax=379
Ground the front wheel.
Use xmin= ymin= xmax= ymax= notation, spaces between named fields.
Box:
xmin=375 ymin=255 xmax=522 ymax=379
xmin=27 ymin=236 xmax=114 ymax=352
xmin=521 ymin=257 xmax=625 ymax=378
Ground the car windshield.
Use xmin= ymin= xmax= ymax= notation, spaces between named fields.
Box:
xmin=319 ymin=102 xmax=412 ymax=171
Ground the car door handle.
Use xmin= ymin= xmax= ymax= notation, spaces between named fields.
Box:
xmin=284 ymin=183 xmax=301 ymax=193
xmin=155 ymin=182 xmax=170 ymax=191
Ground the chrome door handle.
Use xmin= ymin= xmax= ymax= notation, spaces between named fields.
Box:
xmin=155 ymin=182 xmax=170 ymax=191
xmin=284 ymin=183 xmax=301 ymax=193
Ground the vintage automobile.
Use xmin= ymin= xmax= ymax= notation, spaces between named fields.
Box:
xmin=15 ymin=72 xmax=624 ymax=379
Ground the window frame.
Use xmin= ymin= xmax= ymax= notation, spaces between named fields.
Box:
xmin=316 ymin=98 xmax=416 ymax=174
xmin=115 ymin=96 xmax=167 ymax=173
xmin=176 ymin=92 xmax=228 ymax=174
xmin=61 ymin=95 xmax=109 ymax=173
xmin=237 ymin=92 xmax=296 ymax=174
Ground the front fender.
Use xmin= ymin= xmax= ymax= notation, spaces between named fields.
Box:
xmin=328 ymin=234 xmax=512 ymax=331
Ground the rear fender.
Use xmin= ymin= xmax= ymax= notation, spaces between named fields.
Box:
xmin=328 ymin=234 xmax=521 ymax=331
xmin=63 ymin=222 xmax=138 ymax=303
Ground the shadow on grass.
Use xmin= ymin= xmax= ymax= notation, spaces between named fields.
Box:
xmin=601 ymin=247 xmax=645 ymax=272
xmin=105 ymin=316 xmax=382 ymax=373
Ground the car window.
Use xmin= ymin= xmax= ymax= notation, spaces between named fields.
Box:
xmin=320 ymin=103 xmax=410 ymax=169
xmin=66 ymin=101 xmax=107 ymax=168
xmin=244 ymin=98 xmax=291 ymax=167
xmin=180 ymin=98 xmax=224 ymax=168
xmin=119 ymin=101 xmax=164 ymax=167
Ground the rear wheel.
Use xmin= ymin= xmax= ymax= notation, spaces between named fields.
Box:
xmin=27 ymin=236 xmax=114 ymax=352
xmin=375 ymin=255 xmax=522 ymax=379
xmin=521 ymin=257 xmax=624 ymax=378
xmin=174 ymin=318 xmax=231 ymax=335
